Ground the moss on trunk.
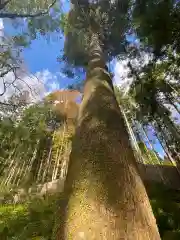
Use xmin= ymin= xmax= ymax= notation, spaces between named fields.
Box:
xmin=56 ymin=33 xmax=160 ymax=239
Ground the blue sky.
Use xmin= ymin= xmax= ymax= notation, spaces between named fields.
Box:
xmin=0 ymin=0 xmax=169 ymax=159
xmin=3 ymin=0 xmax=76 ymax=93
xmin=1 ymin=0 xmax=136 ymax=94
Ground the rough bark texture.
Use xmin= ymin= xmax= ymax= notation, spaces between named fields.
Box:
xmin=56 ymin=34 xmax=161 ymax=239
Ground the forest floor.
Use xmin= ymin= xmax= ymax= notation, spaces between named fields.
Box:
xmin=0 ymin=183 xmax=180 ymax=239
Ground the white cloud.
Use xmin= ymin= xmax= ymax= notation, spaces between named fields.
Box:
xmin=113 ymin=60 xmax=133 ymax=95
xmin=48 ymin=80 xmax=59 ymax=91
xmin=57 ymin=71 xmax=66 ymax=79
xmin=0 ymin=18 xmax=4 ymax=37
xmin=36 ymin=69 xmax=53 ymax=80
xmin=0 ymin=68 xmax=68 ymax=104
xmin=113 ymin=52 xmax=152 ymax=96
xmin=0 ymin=69 xmax=46 ymax=103
xmin=35 ymin=69 xmax=64 ymax=93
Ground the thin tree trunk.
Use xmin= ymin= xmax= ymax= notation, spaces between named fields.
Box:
xmin=56 ymin=33 xmax=160 ymax=240
xmin=132 ymin=121 xmax=165 ymax=182
xmin=155 ymin=119 xmax=179 ymax=160
xmin=52 ymin=133 xmax=61 ymax=181
xmin=35 ymin=137 xmax=49 ymax=183
xmin=42 ymin=133 xmax=55 ymax=182
xmin=153 ymin=121 xmax=180 ymax=175
xmin=16 ymin=159 xmax=28 ymax=186
xmin=142 ymin=124 xmax=161 ymax=164
xmin=59 ymin=139 xmax=71 ymax=180
xmin=52 ymin=145 xmax=60 ymax=180
xmin=1 ymin=147 xmax=20 ymax=186
xmin=0 ymin=137 xmax=6 ymax=149
xmin=37 ymin=149 xmax=47 ymax=183
xmin=0 ymin=145 xmax=17 ymax=175
xmin=24 ymin=140 xmax=40 ymax=186
xmin=42 ymin=146 xmax=52 ymax=182
xmin=165 ymin=93 xmax=180 ymax=115
xmin=158 ymin=106 xmax=180 ymax=141
xmin=21 ymin=155 xmax=34 ymax=187
xmin=120 ymin=107 xmax=145 ymax=164
xmin=11 ymin=160 xmax=22 ymax=186
xmin=12 ymin=147 xmax=30 ymax=186
xmin=52 ymin=123 xmax=66 ymax=180
xmin=135 ymin=121 xmax=156 ymax=165
xmin=165 ymin=81 xmax=179 ymax=98
xmin=153 ymin=120 xmax=178 ymax=165
xmin=5 ymin=161 xmax=19 ymax=186
xmin=155 ymin=128 xmax=176 ymax=165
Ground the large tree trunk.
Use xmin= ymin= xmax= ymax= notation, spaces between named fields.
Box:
xmin=56 ymin=33 xmax=160 ymax=239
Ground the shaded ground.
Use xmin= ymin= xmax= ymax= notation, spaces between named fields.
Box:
xmin=0 ymin=194 xmax=59 ymax=240
xmin=1 ymin=182 xmax=180 ymax=239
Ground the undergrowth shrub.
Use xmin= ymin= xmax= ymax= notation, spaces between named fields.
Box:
xmin=0 ymin=183 xmax=180 ymax=239
xmin=0 ymin=194 xmax=59 ymax=240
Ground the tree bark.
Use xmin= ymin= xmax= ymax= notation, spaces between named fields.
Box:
xmin=56 ymin=33 xmax=160 ymax=239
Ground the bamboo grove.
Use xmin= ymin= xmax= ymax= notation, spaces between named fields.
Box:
xmin=0 ymin=0 xmax=178 ymax=190
xmin=0 ymin=92 xmax=75 ymax=189
xmin=0 ymin=88 xmax=179 ymax=190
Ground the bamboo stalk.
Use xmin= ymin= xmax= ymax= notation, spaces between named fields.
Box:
xmin=5 ymin=161 xmax=19 ymax=186
xmin=42 ymin=133 xmax=55 ymax=182
xmin=156 ymin=119 xmax=178 ymax=156
xmin=37 ymin=149 xmax=47 ymax=183
xmin=166 ymin=94 xmax=180 ymax=115
xmin=1 ymin=146 xmax=20 ymax=186
xmin=16 ymin=156 xmax=28 ymax=186
xmin=11 ymin=160 xmax=22 ymax=185
xmin=165 ymin=81 xmax=179 ymax=97
xmin=120 ymin=106 xmax=145 ymax=164
xmin=136 ymin=121 xmax=166 ymax=184
xmin=52 ymin=123 xmax=66 ymax=180
xmin=0 ymin=145 xmax=17 ymax=174
xmin=11 ymin=146 xmax=30 ymax=186
xmin=21 ymin=156 xmax=33 ymax=185
xmin=29 ymin=140 xmax=40 ymax=181
xmin=21 ymin=140 xmax=40 ymax=185
xmin=142 ymin=125 xmax=161 ymax=164
xmin=52 ymin=133 xmax=62 ymax=181
xmin=59 ymin=140 xmax=71 ymax=180
xmin=52 ymin=147 xmax=60 ymax=180
xmin=153 ymin=121 xmax=177 ymax=167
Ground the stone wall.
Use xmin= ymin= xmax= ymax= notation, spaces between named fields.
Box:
xmin=2 ymin=164 xmax=180 ymax=204
xmin=137 ymin=163 xmax=180 ymax=190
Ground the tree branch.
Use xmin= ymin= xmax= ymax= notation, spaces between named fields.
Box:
xmin=0 ymin=0 xmax=57 ymax=19
xmin=0 ymin=101 xmax=17 ymax=107
xmin=0 ymin=66 xmax=20 ymax=96
xmin=0 ymin=0 xmax=11 ymax=10
xmin=0 ymin=66 xmax=19 ymax=78
xmin=0 ymin=78 xmax=6 ymax=96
